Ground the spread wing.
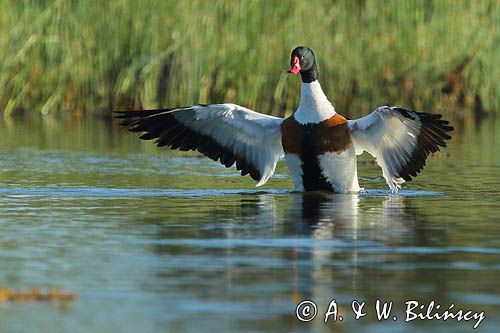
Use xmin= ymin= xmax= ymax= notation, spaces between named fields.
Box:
xmin=116 ymin=103 xmax=284 ymax=186
xmin=348 ymin=106 xmax=453 ymax=191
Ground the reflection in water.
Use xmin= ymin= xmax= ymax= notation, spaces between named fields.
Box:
xmin=0 ymin=115 xmax=499 ymax=333
xmin=285 ymin=192 xmax=415 ymax=240
xmin=282 ymin=192 xmax=419 ymax=331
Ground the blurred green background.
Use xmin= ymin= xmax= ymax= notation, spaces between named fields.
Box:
xmin=0 ymin=3 xmax=499 ymax=332
xmin=0 ymin=0 xmax=498 ymax=117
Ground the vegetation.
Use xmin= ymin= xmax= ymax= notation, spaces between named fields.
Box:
xmin=0 ymin=0 xmax=498 ymax=118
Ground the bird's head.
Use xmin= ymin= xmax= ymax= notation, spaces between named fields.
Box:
xmin=287 ymin=46 xmax=318 ymax=83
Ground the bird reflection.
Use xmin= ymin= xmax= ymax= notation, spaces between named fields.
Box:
xmin=285 ymin=192 xmax=361 ymax=240
xmin=283 ymin=191 xmax=423 ymax=243
xmin=140 ymin=189 xmax=448 ymax=332
xmin=287 ymin=193 xmax=428 ymax=328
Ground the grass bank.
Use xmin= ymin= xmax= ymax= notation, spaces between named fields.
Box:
xmin=0 ymin=0 xmax=498 ymax=117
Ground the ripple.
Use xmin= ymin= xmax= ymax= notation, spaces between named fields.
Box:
xmin=361 ymin=189 xmax=443 ymax=196
xmin=145 ymin=237 xmax=500 ymax=255
xmin=0 ymin=187 xmax=294 ymax=198
xmin=0 ymin=186 xmax=445 ymax=199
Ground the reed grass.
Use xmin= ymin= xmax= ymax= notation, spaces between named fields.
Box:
xmin=0 ymin=0 xmax=498 ymax=117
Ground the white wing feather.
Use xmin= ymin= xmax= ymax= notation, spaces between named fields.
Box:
xmin=119 ymin=103 xmax=284 ymax=186
xmin=348 ymin=106 xmax=452 ymax=191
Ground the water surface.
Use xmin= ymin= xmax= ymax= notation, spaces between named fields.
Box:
xmin=0 ymin=116 xmax=499 ymax=332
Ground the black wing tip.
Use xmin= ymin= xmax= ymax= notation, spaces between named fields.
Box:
xmin=390 ymin=107 xmax=416 ymax=120
xmin=113 ymin=108 xmax=173 ymax=120
xmin=388 ymin=107 xmax=455 ymax=182
xmin=114 ymin=104 xmax=262 ymax=182
xmin=392 ymin=107 xmax=455 ymax=140
xmin=113 ymin=104 xmax=211 ymax=117
xmin=390 ymin=106 xmax=454 ymax=130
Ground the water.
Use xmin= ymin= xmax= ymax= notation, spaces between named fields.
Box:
xmin=0 ymin=116 xmax=499 ymax=332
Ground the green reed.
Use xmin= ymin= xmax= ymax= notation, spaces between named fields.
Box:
xmin=0 ymin=0 xmax=498 ymax=117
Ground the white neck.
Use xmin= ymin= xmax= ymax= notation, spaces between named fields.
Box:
xmin=293 ymin=81 xmax=336 ymax=124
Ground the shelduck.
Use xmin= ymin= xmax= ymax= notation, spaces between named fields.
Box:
xmin=117 ymin=46 xmax=453 ymax=193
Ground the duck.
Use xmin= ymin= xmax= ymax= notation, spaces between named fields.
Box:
xmin=116 ymin=46 xmax=453 ymax=193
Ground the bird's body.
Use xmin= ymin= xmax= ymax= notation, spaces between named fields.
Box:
xmin=117 ymin=46 xmax=453 ymax=193
xmin=281 ymin=81 xmax=361 ymax=192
